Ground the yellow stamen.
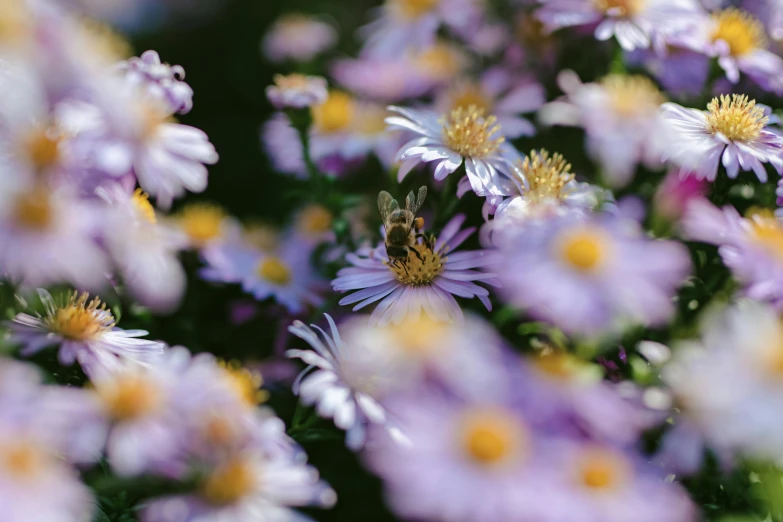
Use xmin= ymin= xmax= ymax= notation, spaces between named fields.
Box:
xmin=391 ymin=0 xmax=439 ymax=19
xmin=448 ymin=83 xmax=493 ymax=114
xmin=176 ymin=203 xmax=227 ymax=245
xmin=132 ymin=189 xmax=156 ymax=224
xmin=442 ymin=105 xmax=504 ymax=158
xmin=386 ymin=315 xmax=448 ymax=355
xmin=578 ymin=447 xmax=631 ymax=491
xmin=592 ymin=0 xmax=645 ymax=16
xmin=0 ymin=0 xmax=31 ymax=46
xmin=1 ymin=442 xmax=49 ymax=480
xmin=25 ymin=127 xmax=62 ymax=173
xmin=460 ymin=409 xmax=527 ymax=467
xmin=413 ymin=43 xmax=465 ymax=81
xmin=218 ymin=360 xmax=268 ymax=407
xmin=201 ymin=457 xmax=256 ymax=505
xmin=556 ymin=227 xmax=610 ymax=273
xmin=533 ymin=349 xmax=583 ymax=380
xmin=99 ymin=374 xmax=163 ymax=422
xmin=13 ymin=187 xmax=53 ymax=232
xmin=311 ymin=91 xmax=355 ymax=133
xmin=599 ymin=74 xmax=665 ymax=117
xmin=711 ymin=8 xmax=766 ymax=57
xmin=244 ymin=223 xmax=279 ymax=252
xmin=705 ymin=94 xmax=767 ymax=142
xmin=388 ymin=244 xmax=445 ymax=286
xmin=749 ymin=211 xmax=783 ymax=263
xmin=296 ymin=204 xmax=334 ymax=236
xmin=520 ymin=149 xmax=574 ymax=202
xmin=257 ymin=257 xmax=292 ymax=285
xmin=44 ymin=292 xmax=115 ymax=341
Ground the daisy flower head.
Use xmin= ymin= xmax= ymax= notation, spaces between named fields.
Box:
xmin=683 ymin=200 xmax=783 ymax=309
xmin=497 ymin=213 xmax=691 ymax=337
xmin=386 ymin=105 xmax=519 ymax=196
xmin=118 ymin=50 xmax=194 ymax=115
xmin=663 ymin=300 xmax=783 ymax=461
xmin=261 ymin=13 xmax=337 ymax=63
xmin=535 ymin=0 xmax=703 ymax=51
xmin=661 ymin=94 xmax=783 ymax=182
xmin=265 ymin=73 xmax=328 ymax=110
xmin=7 ymin=289 xmax=165 ymax=377
xmin=539 ymin=71 xmax=671 ymax=187
xmin=169 ymin=201 xmax=241 ymax=249
xmin=333 ymin=213 xmax=498 ymax=326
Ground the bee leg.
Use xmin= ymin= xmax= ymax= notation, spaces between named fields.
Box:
xmin=410 ymin=247 xmax=424 ymax=262
xmin=415 ymin=233 xmax=432 ymax=250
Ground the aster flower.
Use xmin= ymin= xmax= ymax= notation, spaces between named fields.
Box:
xmin=292 ymin=203 xmax=335 ymax=246
xmin=262 ymin=13 xmax=337 ymax=63
xmin=118 ymin=50 xmax=194 ymax=114
xmin=683 ymin=200 xmax=783 ymax=308
xmin=332 ymin=214 xmax=498 ymax=325
xmin=652 ymin=167 xmax=709 ymax=221
xmin=7 ymin=289 xmax=165 ymax=377
xmin=266 ymin=74 xmax=328 ymax=109
xmin=200 ymin=236 xmax=325 ymax=314
xmin=169 ymin=201 xmax=242 ymax=249
xmin=536 ymin=0 xmax=703 ymax=51
xmin=661 ymin=94 xmax=783 ymax=181
xmin=497 ymin=213 xmax=690 ymax=336
xmin=386 ymin=105 xmax=519 ymax=196
xmin=331 ymin=56 xmax=438 ymax=102
xmin=663 ymin=300 xmax=783 ymax=461
xmin=539 ymin=71 xmax=671 ymax=187
xmin=261 ymin=113 xmax=307 ymax=178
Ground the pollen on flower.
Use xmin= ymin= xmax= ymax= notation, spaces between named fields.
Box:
xmin=201 ymin=457 xmax=256 ymax=505
xmin=592 ymin=0 xmax=645 ymax=17
xmin=218 ymin=360 xmax=269 ymax=407
xmin=13 ymin=187 xmax=53 ymax=232
xmin=176 ymin=203 xmax=226 ymax=244
xmin=442 ymin=105 xmax=504 ymax=158
xmin=705 ymin=94 xmax=768 ymax=142
xmin=556 ymin=227 xmax=610 ymax=272
xmin=44 ymin=292 xmax=115 ymax=341
xmin=711 ymin=8 xmax=766 ymax=57
xmin=600 ymin=74 xmax=664 ymax=117
xmin=388 ymin=244 xmax=445 ymax=286
xmin=1 ymin=441 xmax=48 ymax=480
xmin=132 ymin=189 xmax=156 ymax=224
xmin=578 ymin=447 xmax=631 ymax=491
xmin=448 ymin=83 xmax=493 ymax=114
xmin=257 ymin=256 xmax=293 ymax=285
xmin=99 ymin=374 xmax=163 ymax=421
xmin=391 ymin=0 xmax=439 ymax=19
xmin=460 ymin=409 xmax=527 ymax=467
xmin=311 ymin=90 xmax=355 ymax=133
xmin=297 ymin=204 xmax=334 ymax=236
xmin=520 ymin=149 xmax=574 ymax=202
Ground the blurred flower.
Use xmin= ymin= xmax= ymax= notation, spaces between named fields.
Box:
xmin=293 ymin=203 xmax=335 ymax=246
xmin=663 ymin=300 xmax=783 ymax=461
xmin=118 ymin=50 xmax=194 ymax=114
xmin=653 ymin=167 xmax=709 ymax=220
xmin=683 ymin=200 xmax=783 ymax=308
xmin=386 ymin=105 xmax=519 ymax=196
xmin=626 ymin=46 xmax=710 ymax=97
xmin=539 ymin=71 xmax=670 ymax=187
xmin=661 ymin=94 xmax=783 ymax=181
xmin=497 ymin=213 xmax=690 ymax=336
xmin=266 ymin=74 xmax=328 ymax=109
xmin=261 ymin=113 xmax=307 ymax=178
xmin=200 ymin=236 xmax=325 ymax=314
xmin=331 ymin=55 xmax=438 ymax=101
xmin=170 ymin=202 xmax=241 ymax=249
xmin=8 ymin=289 xmax=165 ymax=376
xmin=262 ymin=14 xmax=337 ymax=63
xmin=333 ymin=214 xmax=498 ymax=325
xmin=536 ymin=0 xmax=703 ymax=51
xmin=434 ymin=68 xmax=546 ymax=139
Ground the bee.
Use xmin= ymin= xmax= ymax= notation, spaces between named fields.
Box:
xmin=378 ymin=186 xmax=429 ymax=271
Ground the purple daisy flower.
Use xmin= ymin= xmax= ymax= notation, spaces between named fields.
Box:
xmin=385 ymin=106 xmax=519 ymax=197
xmin=7 ymin=289 xmax=165 ymax=377
xmin=332 ymin=214 xmax=498 ymax=325
xmin=265 ymin=74 xmax=328 ymax=109
xmin=118 ymin=50 xmax=194 ymax=115
xmin=661 ymin=94 xmax=783 ymax=181
xmin=262 ymin=14 xmax=337 ymax=63
xmin=497 ymin=213 xmax=690 ymax=336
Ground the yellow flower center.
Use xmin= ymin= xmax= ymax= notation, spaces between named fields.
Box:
xmin=44 ymin=292 xmax=115 ymax=341
xmin=297 ymin=204 xmax=334 ymax=236
xmin=25 ymin=127 xmax=62 ymax=173
xmin=388 ymin=244 xmax=445 ymax=286
xmin=201 ymin=457 xmax=256 ymax=505
xmin=578 ymin=447 xmax=631 ymax=491
xmin=460 ymin=409 xmax=527 ymax=467
xmin=705 ymin=94 xmax=768 ymax=142
xmin=13 ymin=187 xmax=53 ymax=232
xmin=557 ymin=228 xmax=610 ymax=272
xmin=711 ymin=8 xmax=766 ymax=57
xmin=0 ymin=441 xmax=49 ymax=480
xmin=244 ymin=223 xmax=279 ymax=251
xmin=99 ymin=374 xmax=163 ymax=422
xmin=132 ymin=189 xmax=156 ymax=224
xmin=0 ymin=0 xmax=31 ymax=46
xmin=413 ymin=43 xmax=464 ymax=81
xmin=311 ymin=91 xmax=355 ymax=133
xmin=176 ymin=203 xmax=226 ymax=245
xmin=354 ymin=105 xmax=389 ymax=135
xmin=592 ymin=0 xmax=645 ymax=16
xmin=520 ymin=149 xmax=574 ymax=202
xmin=77 ymin=16 xmax=132 ymax=62
xmin=257 ymin=257 xmax=292 ymax=285
xmin=202 ymin=414 xmax=240 ymax=447
xmin=599 ymin=74 xmax=665 ymax=117
xmin=218 ymin=360 xmax=268 ymax=407
xmin=391 ymin=0 xmax=440 ymax=19
xmin=449 ymin=83 xmax=493 ymax=114
xmin=141 ymin=103 xmax=171 ymax=139
xmin=442 ymin=105 xmax=504 ymax=158
xmin=273 ymin=73 xmax=312 ymax=91
xmin=533 ymin=350 xmax=582 ymax=380
xmin=387 ymin=315 xmax=448 ymax=355
xmin=749 ymin=212 xmax=783 ymax=263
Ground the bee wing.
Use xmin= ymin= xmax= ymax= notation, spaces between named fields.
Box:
xmin=378 ymin=191 xmax=399 ymax=226
xmin=406 ymin=186 xmax=428 ymax=215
